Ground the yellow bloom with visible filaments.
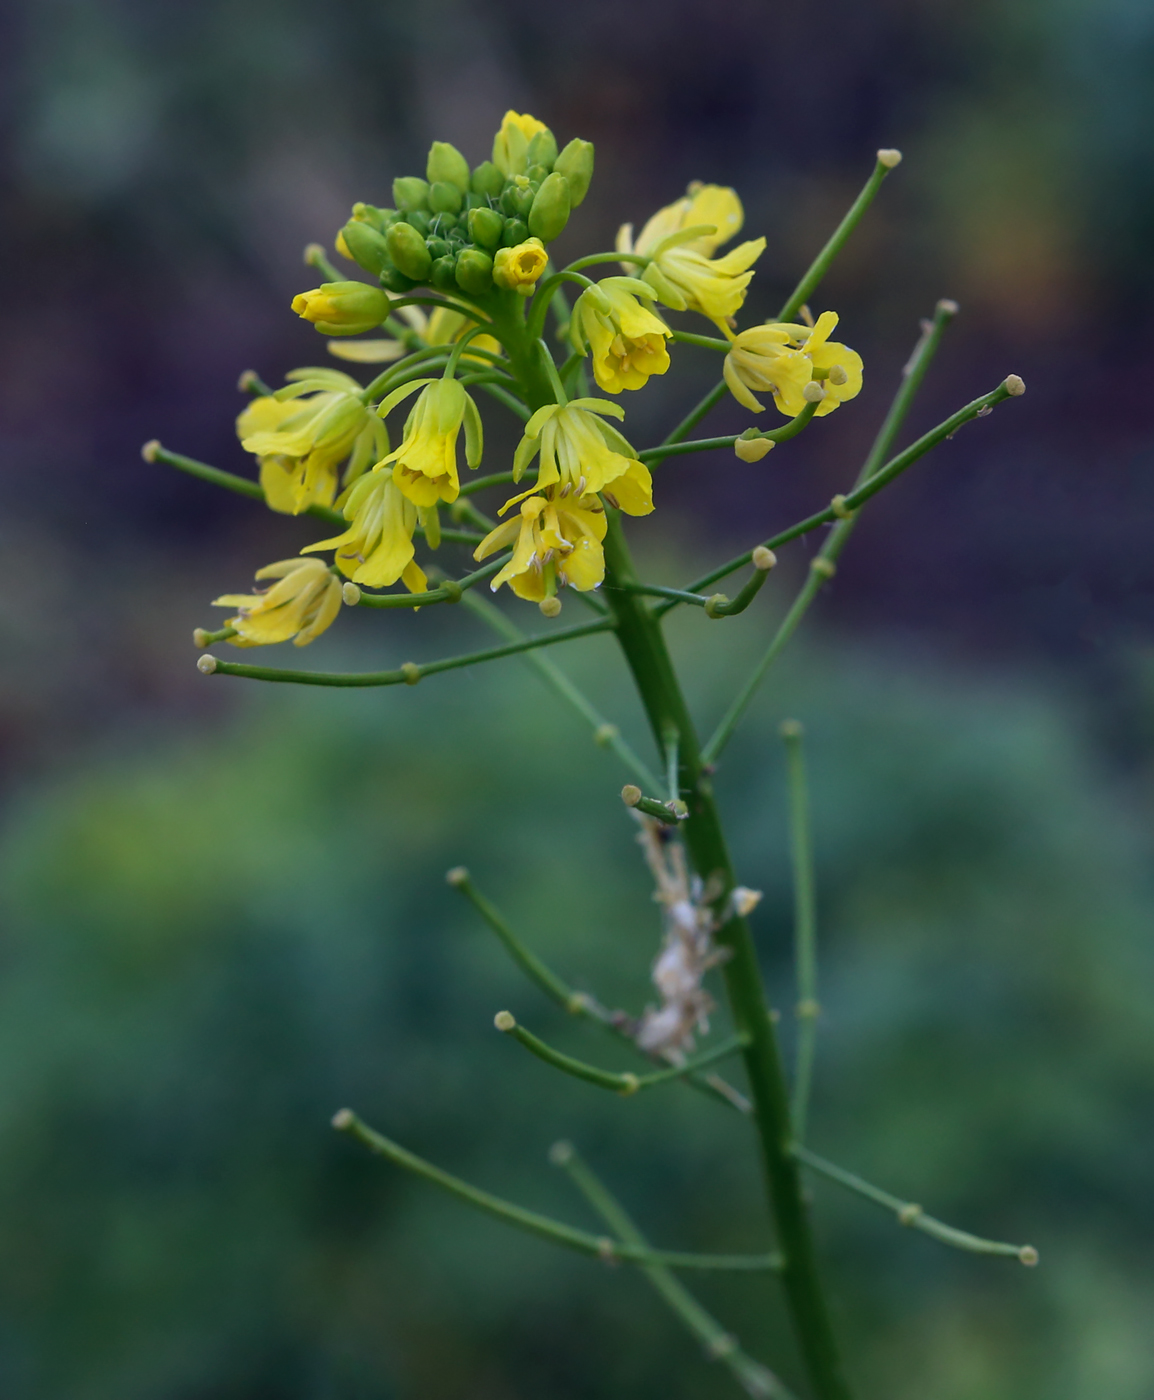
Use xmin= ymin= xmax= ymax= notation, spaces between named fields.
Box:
xmin=571 ymin=278 xmax=672 ymax=393
xmin=493 ymin=111 xmax=549 ymax=175
xmin=213 ymin=557 xmax=342 ymax=647
xmin=616 ymin=183 xmax=764 ymax=329
xmin=238 ymin=369 xmax=385 ymax=514
xmin=727 ymin=312 xmax=863 ymax=418
xmin=509 ymin=400 xmax=654 ymax=515
xmin=301 ymin=470 xmax=427 ymax=593
xmin=474 ymin=492 xmax=607 ymax=601
xmin=376 ymin=376 xmax=483 ymax=508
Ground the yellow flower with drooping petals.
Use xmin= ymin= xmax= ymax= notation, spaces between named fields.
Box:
xmin=474 ymin=492 xmax=607 ymax=601
xmin=376 ymin=376 xmax=483 ymax=508
xmin=617 ymin=182 xmax=764 ymax=329
xmin=571 ymin=278 xmax=672 ymax=393
xmin=213 ymin=557 xmax=342 ymax=647
xmin=728 ymin=312 xmax=863 ymax=418
xmin=238 ymin=369 xmax=385 ymax=514
xmin=493 ymin=111 xmax=550 ymax=176
xmin=509 ymin=400 xmax=654 ymax=515
xmin=493 ymin=238 xmax=549 ymax=295
xmin=301 ymin=470 xmax=427 ymax=593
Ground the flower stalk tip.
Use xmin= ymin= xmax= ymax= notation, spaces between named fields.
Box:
xmin=494 ymin=1010 xmax=517 ymax=1032
xmin=197 ymin=654 xmax=218 ymax=674
xmin=1005 ymin=374 xmax=1026 ymax=396
xmin=877 ymin=148 xmax=903 ymax=168
xmin=331 ymin=1108 xmax=355 ymax=1131
xmin=445 ymin=866 xmax=469 ymax=887
xmin=141 ymin=439 xmax=160 ymax=462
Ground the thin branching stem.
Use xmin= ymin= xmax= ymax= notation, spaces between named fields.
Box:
xmin=781 ymin=722 xmax=819 ymax=1142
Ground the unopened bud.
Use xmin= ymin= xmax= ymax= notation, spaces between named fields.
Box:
xmin=386 ymin=222 xmax=432 ymax=281
xmin=539 ymin=596 xmax=562 ymax=618
xmin=554 ymin=138 xmax=595 ymax=206
xmin=751 ymin=546 xmax=776 ymax=571
xmin=877 ymin=148 xmax=903 ymax=168
xmin=197 ymin=654 xmax=218 ymax=675
xmin=292 ymin=281 xmax=391 ymax=336
xmin=446 ymin=865 xmax=469 ymax=886
xmin=1004 ymin=374 xmax=1025 ymax=396
xmin=331 ymin=1108 xmax=354 ymax=1130
xmin=342 ymin=582 xmax=361 ymax=606
xmin=494 ymin=1010 xmax=516 ymax=1032
xmin=527 ymin=129 xmax=559 ymax=171
xmin=392 ymin=176 xmax=430 ymax=212
xmin=621 ymin=784 xmax=642 ymax=808
xmin=500 ymin=217 xmax=530 ymax=248
xmin=340 ymin=220 xmax=396 ymax=279
xmin=734 ymin=435 xmax=774 ymax=462
xmin=455 ymin=247 xmax=494 ymax=296
xmin=428 ymin=180 xmax=463 ymax=216
xmin=141 ymin=438 xmax=160 ymax=462
xmin=528 ymin=172 xmax=572 ymax=242
xmin=467 ymin=205 xmax=504 ymax=250
xmin=802 ymin=381 xmax=826 ymax=403
xmin=470 ymin=160 xmax=505 ymax=199
xmin=426 ymin=141 xmax=470 ymax=193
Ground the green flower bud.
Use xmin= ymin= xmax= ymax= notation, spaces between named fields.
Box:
xmin=433 ymin=212 xmax=459 ymax=234
xmin=463 ymin=192 xmax=485 ymax=211
xmin=528 ymin=172 xmax=572 ymax=242
xmin=501 ymin=217 xmax=529 ymax=248
xmin=426 ymin=236 xmax=453 ymax=261
xmin=554 ymin=139 xmax=594 ymax=206
xmin=430 ymin=254 xmax=458 ymax=292
xmin=468 ymin=206 xmax=504 ymax=250
xmin=292 ymin=281 xmax=391 ymax=336
xmin=339 ymin=220 xmax=394 ymax=278
xmin=500 ymin=181 xmax=535 ymax=220
xmin=380 ymin=265 xmax=416 ymax=294
xmin=471 ymin=161 xmax=505 ymax=199
xmin=527 ymin=129 xmax=558 ymax=171
xmin=393 ymin=176 xmax=430 ymax=212
xmin=429 ymin=180 xmax=463 ymax=215
xmin=455 ymin=247 xmax=494 ymax=296
xmin=387 ymin=221 xmax=433 ymax=280
xmin=351 ymin=202 xmax=395 ymax=233
xmin=527 ymin=164 xmax=550 ymax=186
xmin=426 ymin=141 xmax=470 ymax=193
xmin=406 ymin=210 xmax=432 ymax=237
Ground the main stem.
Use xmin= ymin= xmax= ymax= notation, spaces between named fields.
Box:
xmin=601 ymin=513 xmax=852 ymax=1400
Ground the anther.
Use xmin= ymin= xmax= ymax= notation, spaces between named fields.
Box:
xmin=342 ymin=582 xmax=362 ymax=606
xmin=810 ymin=558 xmax=837 ymax=579
xmin=621 ymin=784 xmax=642 ymax=808
xmin=830 ymin=494 xmax=854 ymax=519
xmin=548 ymin=1140 xmax=575 ymax=1167
xmin=197 ymin=654 xmax=218 ymax=675
xmin=1004 ymin=374 xmax=1026 ymax=396
xmin=401 ymin=662 xmax=421 ymax=685
xmin=751 ymin=546 xmax=777 ymax=571
xmin=331 ymin=1108 xmax=354 ymax=1130
xmin=539 ymin=596 xmax=562 ymax=618
xmin=494 ymin=1010 xmax=516 ymax=1032
xmin=802 ymin=381 xmax=826 ymax=403
xmin=141 ymin=439 xmax=160 ymax=462
xmin=192 ymin=628 xmax=209 ymax=649
xmin=445 ymin=866 xmax=469 ymax=887
xmin=877 ymin=148 xmax=903 ymax=168
xmin=898 ymin=1203 xmax=923 ymax=1226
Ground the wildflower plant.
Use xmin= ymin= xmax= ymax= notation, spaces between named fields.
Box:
xmin=147 ymin=109 xmax=1034 ymax=1399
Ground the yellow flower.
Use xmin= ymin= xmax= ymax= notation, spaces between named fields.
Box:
xmin=291 ymin=281 xmax=391 ymax=336
xmin=474 ymin=492 xmax=607 ymax=601
xmin=617 ymin=182 xmax=764 ymax=329
xmin=376 ymin=376 xmax=483 ymax=508
xmin=571 ymin=277 xmax=672 ymax=393
xmin=493 ymin=111 xmax=550 ymax=176
xmin=728 ymin=312 xmax=863 ymax=418
xmin=237 ymin=369 xmax=385 ymax=514
xmin=213 ymin=557 xmax=342 ymax=647
xmin=493 ymin=238 xmax=549 ymax=295
xmin=509 ymin=400 xmax=654 ymax=515
xmin=301 ymin=470 xmax=428 ymax=592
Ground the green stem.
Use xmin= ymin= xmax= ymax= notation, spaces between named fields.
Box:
xmin=658 ymin=373 xmax=1018 ymax=619
xmin=612 ymin=582 xmax=710 ymax=609
xmin=359 ymin=347 xmax=451 ymax=403
xmin=238 ymin=370 xmax=274 ymax=398
xmin=791 ymin=1146 xmax=1038 ymax=1265
xmin=671 ymin=330 xmax=732 ymax=352
xmin=600 ymin=511 xmax=854 ymax=1400
xmin=776 ymin=153 xmax=900 ymax=323
xmin=552 ymin=1143 xmax=797 ymax=1400
xmin=661 ymin=380 xmax=729 ymax=445
xmin=303 ymin=242 xmax=343 ymax=282
xmin=705 ymin=557 xmax=775 ymax=619
xmin=563 ymin=252 xmax=650 ymax=274
xmin=199 ymin=617 xmax=613 ymax=686
xmin=781 ymin=722 xmax=818 ymax=1142
xmin=352 ymin=554 xmax=507 ymax=609
xmin=458 ymin=469 xmax=523 ymax=497
xmin=495 ymin=1012 xmax=746 ymax=1095
xmin=459 ymin=591 xmax=663 ymax=790
xmin=334 ymin=1110 xmax=781 ymax=1271
xmin=474 ymin=381 xmax=532 ymax=421
xmin=641 ymin=403 xmax=818 ymax=466
xmin=527 ymin=271 xmax=598 ymax=341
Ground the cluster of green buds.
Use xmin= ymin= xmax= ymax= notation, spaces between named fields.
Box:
xmin=331 ymin=112 xmax=593 ymax=305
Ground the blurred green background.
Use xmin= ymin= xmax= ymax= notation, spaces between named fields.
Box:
xmin=3 ymin=0 xmax=1154 ymax=1397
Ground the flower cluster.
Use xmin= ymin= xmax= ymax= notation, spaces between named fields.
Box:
xmin=202 ymin=109 xmax=864 ymax=647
